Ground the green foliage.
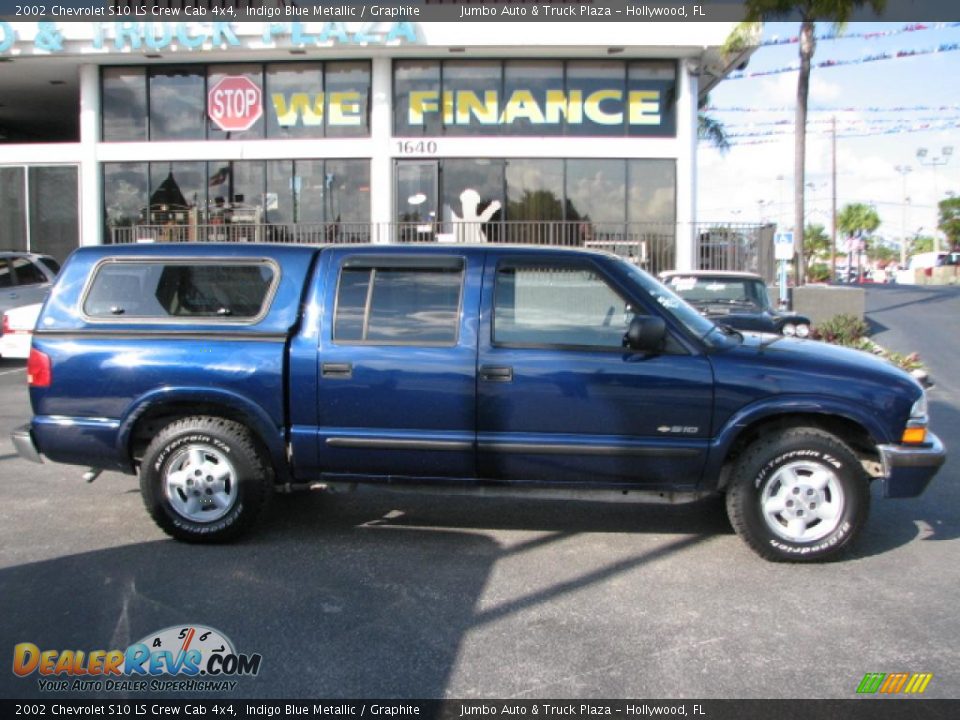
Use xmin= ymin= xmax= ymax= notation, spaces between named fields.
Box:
xmin=868 ymin=243 xmax=897 ymax=264
xmin=910 ymin=235 xmax=935 ymax=254
xmin=812 ymin=313 xmax=926 ymax=375
xmin=804 ymin=223 xmax=831 ymax=263
xmin=939 ymin=196 xmax=960 ymax=250
xmin=837 ymin=203 xmax=881 ymax=236
xmin=811 ymin=314 xmax=869 ymax=346
xmin=807 ymin=262 xmax=832 ymax=282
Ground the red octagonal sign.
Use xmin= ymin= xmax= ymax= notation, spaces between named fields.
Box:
xmin=208 ymin=76 xmax=263 ymax=132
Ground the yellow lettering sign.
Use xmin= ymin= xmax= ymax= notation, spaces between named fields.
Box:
xmin=628 ymin=90 xmax=661 ymax=125
xmin=455 ymin=90 xmax=498 ymax=124
xmin=408 ymin=90 xmax=439 ymax=124
xmin=272 ymin=93 xmax=324 ymax=127
xmin=583 ymin=89 xmax=622 ymax=125
xmin=500 ymin=90 xmax=546 ymax=124
xmin=328 ymin=91 xmax=362 ymax=126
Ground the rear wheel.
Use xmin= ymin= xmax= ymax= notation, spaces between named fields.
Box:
xmin=140 ymin=416 xmax=273 ymax=543
xmin=726 ymin=427 xmax=870 ymax=562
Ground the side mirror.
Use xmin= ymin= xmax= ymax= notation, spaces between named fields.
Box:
xmin=624 ymin=315 xmax=666 ymax=353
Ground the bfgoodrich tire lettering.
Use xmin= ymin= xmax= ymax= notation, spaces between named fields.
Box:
xmin=726 ymin=427 xmax=870 ymax=562
xmin=140 ymin=416 xmax=273 ymax=543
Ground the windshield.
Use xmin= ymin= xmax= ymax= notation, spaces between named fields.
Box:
xmin=616 ymin=260 xmax=721 ymax=342
xmin=663 ymin=275 xmax=770 ymax=311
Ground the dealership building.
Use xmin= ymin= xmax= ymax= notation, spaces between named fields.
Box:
xmin=0 ymin=20 xmax=754 ymax=270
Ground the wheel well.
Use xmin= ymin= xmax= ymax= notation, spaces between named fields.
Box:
xmin=128 ymin=403 xmax=276 ymax=476
xmin=717 ymin=413 xmax=879 ymax=491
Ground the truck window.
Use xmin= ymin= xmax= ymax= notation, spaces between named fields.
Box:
xmin=334 ymin=261 xmax=463 ymax=345
xmin=83 ymin=260 xmax=278 ymax=321
xmin=493 ymin=264 xmax=632 ymax=349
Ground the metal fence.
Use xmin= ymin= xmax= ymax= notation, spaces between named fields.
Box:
xmin=109 ymin=220 xmax=772 ymax=279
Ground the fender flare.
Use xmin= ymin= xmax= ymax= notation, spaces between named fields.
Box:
xmin=115 ymin=386 xmax=290 ymax=483
xmin=705 ymin=395 xmax=889 ymax=485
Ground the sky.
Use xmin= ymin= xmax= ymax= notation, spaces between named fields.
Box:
xmin=697 ymin=21 xmax=960 ymax=248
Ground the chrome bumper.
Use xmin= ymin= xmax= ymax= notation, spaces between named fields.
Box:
xmin=877 ymin=432 xmax=946 ymax=499
xmin=11 ymin=424 xmax=43 ymax=464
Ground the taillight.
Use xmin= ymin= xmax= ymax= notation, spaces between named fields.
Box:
xmin=1 ymin=313 xmax=10 ymax=335
xmin=27 ymin=348 xmax=51 ymax=388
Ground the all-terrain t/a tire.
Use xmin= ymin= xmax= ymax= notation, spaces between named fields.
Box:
xmin=726 ymin=427 xmax=870 ymax=562
xmin=140 ymin=416 xmax=273 ymax=543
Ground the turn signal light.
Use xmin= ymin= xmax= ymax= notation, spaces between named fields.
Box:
xmin=27 ymin=348 xmax=51 ymax=388
xmin=901 ymin=427 xmax=927 ymax=444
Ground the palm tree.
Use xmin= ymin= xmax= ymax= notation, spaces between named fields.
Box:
xmin=736 ymin=1 xmax=886 ymax=285
xmin=698 ymin=95 xmax=730 ymax=153
xmin=838 ymin=202 xmax=881 ymax=280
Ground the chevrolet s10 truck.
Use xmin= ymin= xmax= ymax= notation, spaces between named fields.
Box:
xmin=12 ymin=244 xmax=946 ymax=561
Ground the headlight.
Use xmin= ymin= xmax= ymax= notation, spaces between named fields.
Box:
xmin=782 ymin=323 xmax=796 ymax=336
xmin=902 ymin=394 xmax=929 ymax=443
xmin=795 ymin=323 xmax=810 ymax=338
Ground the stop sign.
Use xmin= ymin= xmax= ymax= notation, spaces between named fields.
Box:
xmin=208 ymin=76 xmax=262 ymax=132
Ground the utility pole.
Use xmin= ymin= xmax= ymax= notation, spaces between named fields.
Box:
xmin=894 ymin=165 xmax=912 ymax=267
xmin=831 ymin=116 xmax=837 ymax=283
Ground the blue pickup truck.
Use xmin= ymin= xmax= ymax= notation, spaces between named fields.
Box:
xmin=12 ymin=243 xmax=945 ymax=561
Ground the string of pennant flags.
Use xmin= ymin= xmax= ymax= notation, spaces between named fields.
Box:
xmin=759 ymin=22 xmax=960 ymax=47
xmin=705 ymin=104 xmax=960 ymax=113
xmin=710 ymin=119 xmax=960 ymax=147
xmin=727 ymin=42 xmax=960 ymax=80
xmin=719 ymin=116 xmax=960 ymax=128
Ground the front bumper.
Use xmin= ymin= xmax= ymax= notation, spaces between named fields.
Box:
xmin=877 ymin=432 xmax=946 ymax=498
xmin=11 ymin=424 xmax=43 ymax=464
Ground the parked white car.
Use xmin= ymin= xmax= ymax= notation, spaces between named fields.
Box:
xmin=0 ymin=302 xmax=42 ymax=359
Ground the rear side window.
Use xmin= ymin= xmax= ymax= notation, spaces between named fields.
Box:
xmin=334 ymin=258 xmax=463 ymax=345
xmin=83 ymin=260 xmax=278 ymax=321
xmin=0 ymin=259 xmax=11 ymax=289
xmin=11 ymin=257 xmax=48 ymax=286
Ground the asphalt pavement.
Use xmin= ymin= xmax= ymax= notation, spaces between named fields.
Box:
xmin=1 ymin=283 xmax=958 ymax=700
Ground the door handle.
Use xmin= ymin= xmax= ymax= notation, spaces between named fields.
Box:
xmin=321 ymin=362 xmax=353 ymax=379
xmin=479 ymin=365 xmax=513 ymax=382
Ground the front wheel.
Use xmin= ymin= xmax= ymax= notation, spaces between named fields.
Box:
xmin=726 ymin=427 xmax=870 ymax=562
xmin=140 ymin=416 xmax=273 ymax=543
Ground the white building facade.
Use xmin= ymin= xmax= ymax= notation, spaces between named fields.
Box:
xmin=0 ymin=21 xmax=749 ymax=270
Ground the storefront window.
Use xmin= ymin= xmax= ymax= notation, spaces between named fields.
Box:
xmin=628 ymin=159 xmax=676 ymax=224
xmin=393 ymin=59 xmax=676 ymax=137
xmin=0 ymin=167 xmax=27 ymax=252
xmin=441 ymin=61 xmax=503 ymax=137
xmin=566 ymin=62 xmax=626 ymax=138
xmin=394 ymin=61 xmax=442 ymax=137
xmin=103 ymin=163 xmax=148 ymax=243
xmin=104 ymin=62 xmax=370 ymax=141
xmin=566 ymin=159 xmax=627 ymax=223
xmin=28 ymin=167 xmax=79 ymax=262
xmin=266 ymin=63 xmax=324 ymax=139
xmin=102 ymin=67 xmax=147 ymax=142
xmin=149 ymin=67 xmax=205 ymax=141
xmin=325 ymin=62 xmax=370 ymax=138
xmin=207 ymin=65 xmax=265 ymax=140
xmin=105 ymin=160 xmax=370 ymax=243
xmin=505 ymin=159 xmax=564 ymax=221
xmin=440 ymin=159 xmax=505 ymax=242
xmin=503 ymin=61 xmax=564 ymax=137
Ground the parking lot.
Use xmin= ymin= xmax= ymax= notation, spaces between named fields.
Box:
xmin=1 ymin=283 xmax=959 ymax=700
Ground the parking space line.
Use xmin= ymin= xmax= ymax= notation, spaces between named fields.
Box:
xmin=0 ymin=368 xmax=25 ymax=376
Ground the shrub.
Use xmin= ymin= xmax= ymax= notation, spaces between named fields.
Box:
xmin=807 ymin=263 xmax=832 ymax=283
xmin=811 ymin=314 xmax=870 ymax=347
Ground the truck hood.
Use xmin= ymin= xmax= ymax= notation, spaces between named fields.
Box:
xmin=708 ymin=332 xmax=924 ymax=443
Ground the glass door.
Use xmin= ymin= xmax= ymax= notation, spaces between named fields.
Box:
xmin=395 ymin=161 xmax=438 ymax=242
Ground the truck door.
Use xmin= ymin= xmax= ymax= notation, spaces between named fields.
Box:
xmin=476 ymin=254 xmax=713 ymax=488
xmin=314 ymin=250 xmax=479 ymax=480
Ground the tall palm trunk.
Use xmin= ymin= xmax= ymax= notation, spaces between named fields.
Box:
xmin=794 ymin=20 xmax=815 ymax=285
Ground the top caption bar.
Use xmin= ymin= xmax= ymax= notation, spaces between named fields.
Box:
xmin=0 ymin=0 xmax=959 ymax=23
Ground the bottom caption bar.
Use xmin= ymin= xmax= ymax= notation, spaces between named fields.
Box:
xmin=2 ymin=700 xmax=957 ymax=719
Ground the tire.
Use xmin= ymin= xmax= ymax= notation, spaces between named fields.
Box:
xmin=725 ymin=427 xmax=870 ymax=562
xmin=140 ymin=416 xmax=273 ymax=543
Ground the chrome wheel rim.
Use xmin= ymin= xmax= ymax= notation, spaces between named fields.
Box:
xmin=164 ymin=445 xmax=236 ymax=523
xmin=760 ymin=460 xmax=844 ymax=542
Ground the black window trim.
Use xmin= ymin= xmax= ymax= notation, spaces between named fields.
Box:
xmin=332 ymin=255 xmax=465 ymax=348
xmin=79 ymin=256 xmax=281 ymax=326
